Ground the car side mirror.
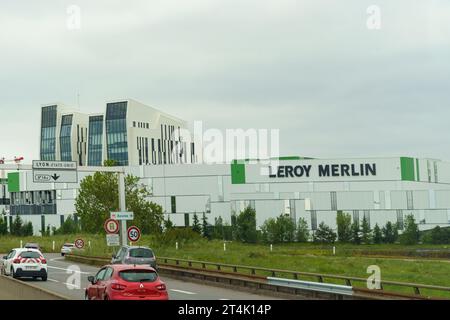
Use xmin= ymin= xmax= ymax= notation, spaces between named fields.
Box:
xmin=88 ymin=276 xmax=95 ymax=284
xmin=2 ymin=256 xmax=7 ymax=260
xmin=112 ymin=254 xmax=116 ymax=259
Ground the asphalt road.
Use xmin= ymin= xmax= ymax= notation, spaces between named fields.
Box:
xmin=9 ymin=253 xmax=278 ymax=300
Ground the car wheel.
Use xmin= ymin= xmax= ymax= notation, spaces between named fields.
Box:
xmin=11 ymin=267 xmax=17 ymax=279
xmin=61 ymin=253 xmax=65 ymax=257
xmin=85 ymin=292 xmax=90 ymax=300
xmin=104 ymin=295 xmax=109 ymax=301
xmin=42 ymin=274 xmax=47 ymax=281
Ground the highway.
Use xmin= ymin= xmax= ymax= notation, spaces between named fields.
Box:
xmin=8 ymin=253 xmax=278 ymax=300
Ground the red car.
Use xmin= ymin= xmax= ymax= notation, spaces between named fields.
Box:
xmin=85 ymin=265 xmax=169 ymax=300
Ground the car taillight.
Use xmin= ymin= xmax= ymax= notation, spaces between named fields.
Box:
xmin=111 ymin=283 xmax=127 ymax=291
xmin=13 ymin=259 xmax=21 ymax=264
xmin=41 ymin=259 xmax=47 ymax=264
xmin=156 ymin=284 xmax=166 ymax=291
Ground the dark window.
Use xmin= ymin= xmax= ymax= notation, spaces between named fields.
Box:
xmin=88 ymin=115 xmax=104 ymax=166
xmin=119 ymin=270 xmax=158 ymax=283
xmin=40 ymin=105 xmax=57 ymax=161
xmin=129 ymin=248 xmax=154 ymax=258
xmin=60 ymin=114 xmax=73 ymax=161
xmin=105 ymin=102 xmax=129 ymax=166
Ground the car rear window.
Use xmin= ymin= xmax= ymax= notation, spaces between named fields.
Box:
xmin=64 ymin=244 xmax=74 ymax=247
xmin=129 ymin=248 xmax=154 ymax=258
xmin=119 ymin=270 xmax=158 ymax=283
xmin=20 ymin=252 xmax=41 ymax=258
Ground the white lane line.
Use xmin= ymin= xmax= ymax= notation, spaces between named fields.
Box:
xmin=219 ymin=299 xmax=230 ymax=300
xmin=170 ymin=289 xmax=197 ymax=295
xmin=63 ymin=282 xmax=82 ymax=290
xmin=47 ymin=279 xmax=59 ymax=283
xmin=47 ymin=266 xmax=91 ymax=275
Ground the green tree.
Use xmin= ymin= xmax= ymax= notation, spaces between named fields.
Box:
xmin=350 ymin=220 xmax=361 ymax=245
xmin=382 ymin=221 xmax=398 ymax=244
xmin=163 ymin=216 xmax=174 ymax=232
xmin=0 ymin=214 xmax=8 ymax=235
xmin=400 ymin=214 xmax=420 ymax=245
xmin=54 ymin=215 xmax=80 ymax=235
xmin=373 ymin=223 xmax=382 ymax=244
xmin=212 ymin=216 xmax=224 ymax=240
xmin=236 ymin=206 xmax=257 ymax=243
xmin=192 ymin=213 xmax=201 ymax=234
xmin=10 ymin=215 xmax=23 ymax=236
xmin=261 ymin=218 xmax=277 ymax=244
xmin=314 ymin=222 xmax=337 ymax=244
xmin=336 ymin=211 xmax=352 ymax=242
xmin=426 ymin=226 xmax=450 ymax=244
xmin=361 ymin=216 xmax=372 ymax=244
xmin=296 ymin=218 xmax=310 ymax=243
xmin=75 ymin=165 xmax=163 ymax=235
xmin=22 ymin=222 xmax=34 ymax=236
xmin=202 ymin=213 xmax=211 ymax=239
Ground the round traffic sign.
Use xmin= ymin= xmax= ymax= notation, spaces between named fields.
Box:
xmin=127 ymin=226 xmax=141 ymax=243
xmin=104 ymin=219 xmax=120 ymax=234
xmin=75 ymin=238 xmax=85 ymax=249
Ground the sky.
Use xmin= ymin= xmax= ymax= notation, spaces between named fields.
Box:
xmin=0 ymin=0 xmax=449 ymax=163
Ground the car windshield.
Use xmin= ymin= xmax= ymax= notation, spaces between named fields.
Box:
xmin=129 ymin=248 xmax=154 ymax=258
xmin=119 ymin=270 xmax=158 ymax=283
xmin=64 ymin=244 xmax=74 ymax=247
xmin=25 ymin=244 xmax=39 ymax=248
xmin=20 ymin=251 xmax=41 ymax=258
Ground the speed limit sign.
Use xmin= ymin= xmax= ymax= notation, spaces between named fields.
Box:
xmin=75 ymin=238 xmax=85 ymax=249
xmin=127 ymin=226 xmax=141 ymax=243
xmin=104 ymin=219 xmax=119 ymax=234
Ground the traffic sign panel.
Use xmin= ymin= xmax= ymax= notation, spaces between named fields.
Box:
xmin=127 ymin=226 xmax=141 ymax=242
xmin=106 ymin=234 xmax=120 ymax=247
xmin=32 ymin=160 xmax=78 ymax=183
xmin=111 ymin=212 xmax=134 ymax=220
xmin=75 ymin=238 xmax=85 ymax=249
xmin=104 ymin=219 xmax=119 ymax=234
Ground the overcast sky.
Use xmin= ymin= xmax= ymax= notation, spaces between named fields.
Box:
xmin=1 ymin=0 xmax=449 ymax=163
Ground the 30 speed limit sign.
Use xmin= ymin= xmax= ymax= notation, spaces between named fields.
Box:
xmin=127 ymin=226 xmax=141 ymax=242
xmin=104 ymin=219 xmax=119 ymax=234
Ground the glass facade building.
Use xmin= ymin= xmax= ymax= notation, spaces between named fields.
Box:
xmin=106 ymin=102 xmax=129 ymax=166
xmin=60 ymin=114 xmax=73 ymax=161
xmin=40 ymin=105 xmax=57 ymax=161
xmin=88 ymin=115 xmax=104 ymax=166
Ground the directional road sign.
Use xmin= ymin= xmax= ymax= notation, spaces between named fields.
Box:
xmin=32 ymin=160 xmax=78 ymax=183
xmin=111 ymin=212 xmax=134 ymax=221
xmin=127 ymin=226 xmax=141 ymax=242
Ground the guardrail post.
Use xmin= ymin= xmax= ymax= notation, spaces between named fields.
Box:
xmin=317 ymin=276 xmax=324 ymax=283
xmin=233 ymin=266 xmax=237 ymax=273
xmin=345 ymin=279 xmax=352 ymax=286
xmin=217 ymin=265 xmax=221 ymax=271
xmin=188 ymin=261 xmax=192 ymax=267
xmin=176 ymin=260 xmax=179 ymax=266
xmin=413 ymin=287 xmax=420 ymax=295
xmin=293 ymin=273 xmax=298 ymax=280
xmin=202 ymin=263 xmax=206 ymax=269
xmin=271 ymin=271 xmax=276 ymax=277
xmin=251 ymin=269 xmax=256 ymax=275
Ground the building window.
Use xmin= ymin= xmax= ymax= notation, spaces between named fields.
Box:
xmin=106 ymin=102 xmax=129 ymax=166
xmin=88 ymin=115 xmax=104 ymax=166
xmin=171 ymin=196 xmax=176 ymax=214
xmin=60 ymin=114 xmax=73 ymax=161
xmin=40 ymin=105 xmax=57 ymax=161
xmin=397 ymin=210 xmax=404 ymax=230
xmin=330 ymin=191 xmax=337 ymax=211
xmin=311 ymin=211 xmax=317 ymax=231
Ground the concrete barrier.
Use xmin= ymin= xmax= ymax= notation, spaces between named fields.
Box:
xmin=0 ymin=275 xmax=69 ymax=300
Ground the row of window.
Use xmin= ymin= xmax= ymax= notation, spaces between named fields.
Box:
xmin=133 ymin=121 xmax=150 ymax=129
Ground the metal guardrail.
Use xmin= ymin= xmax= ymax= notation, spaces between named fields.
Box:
xmin=158 ymin=256 xmax=450 ymax=298
xmin=267 ymin=277 xmax=353 ymax=296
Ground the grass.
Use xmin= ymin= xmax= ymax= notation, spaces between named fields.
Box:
xmin=1 ymin=235 xmax=450 ymax=298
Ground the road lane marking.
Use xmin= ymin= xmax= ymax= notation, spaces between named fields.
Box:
xmin=47 ymin=266 xmax=91 ymax=275
xmin=170 ymin=289 xmax=197 ymax=295
xmin=47 ymin=279 xmax=59 ymax=283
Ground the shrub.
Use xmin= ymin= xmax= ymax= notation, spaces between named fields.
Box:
xmin=314 ymin=222 xmax=337 ymax=244
xmin=336 ymin=211 xmax=352 ymax=242
xmin=400 ymin=215 xmax=420 ymax=245
xmin=235 ymin=207 xmax=257 ymax=243
xmin=296 ymin=218 xmax=310 ymax=243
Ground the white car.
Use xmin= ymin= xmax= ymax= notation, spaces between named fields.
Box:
xmin=1 ymin=248 xmax=48 ymax=281
xmin=60 ymin=243 xmax=76 ymax=256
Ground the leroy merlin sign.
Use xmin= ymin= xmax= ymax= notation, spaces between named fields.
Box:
xmin=230 ymin=157 xmax=418 ymax=184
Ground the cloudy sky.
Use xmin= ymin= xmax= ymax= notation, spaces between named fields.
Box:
xmin=1 ymin=0 xmax=449 ymax=163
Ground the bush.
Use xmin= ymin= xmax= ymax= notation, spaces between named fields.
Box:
xmin=156 ymin=227 xmax=204 ymax=245
xmin=53 ymin=215 xmax=80 ymax=235
xmin=261 ymin=215 xmax=296 ymax=244
xmin=296 ymin=218 xmax=310 ymax=243
xmin=382 ymin=221 xmax=398 ymax=244
xmin=313 ymin=222 xmax=337 ymax=244
xmin=235 ymin=207 xmax=257 ymax=243
xmin=400 ymin=215 xmax=420 ymax=245
xmin=336 ymin=211 xmax=352 ymax=242
xmin=424 ymin=226 xmax=450 ymax=244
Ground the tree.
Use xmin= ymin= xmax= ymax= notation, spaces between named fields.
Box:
xmin=10 ymin=215 xmax=23 ymax=236
xmin=296 ymin=218 xmax=310 ymax=243
xmin=0 ymin=214 xmax=8 ymax=235
xmin=235 ymin=206 xmax=257 ymax=243
xmin=192 ymin=213 xmax=201 ymax=234
xmin=212 ymin=216 xmax=224 ymax=240
xmin=382 ymin=221 xmax=399 ymax=244
xmin=373 ymin=223 xmax=382 ymax=244
xmin=75 ymin=164 xmax=163 ymax=235
xmin=336 ymin=211 xmax=352 ymax=242
xmin=427 ymin=226 xmax=450 ymax=244
xmin=202 ymin=213 xmax=211 ymax=239
xmin=54 ymin=215 xmax=80 ymax=235
xmin=22 ymin=222 xmax=34 ymax=237
xmin=314 ymin=222 xmax=337 ymax=244
xmin=261 ymin=218 xmax=277 ymax=244
xmin=350 ymin=220 xmax=361 ymax=245
xmin=163 ymin=216 xmax=174 ymax=232
xmin=400 ymin=214 xmax=420 ymax=245
xmin=361 ymin=216 xmax=372 ymax=244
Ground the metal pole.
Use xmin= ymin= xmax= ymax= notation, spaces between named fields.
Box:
xmin=118 ymin=172 xmax=127 ymax=246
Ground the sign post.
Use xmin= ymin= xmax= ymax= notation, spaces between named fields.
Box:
xmin=32 ymin=160 xmax=78 ymax=183
xmin=118 ymin=172 xmax=128 ymax=246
